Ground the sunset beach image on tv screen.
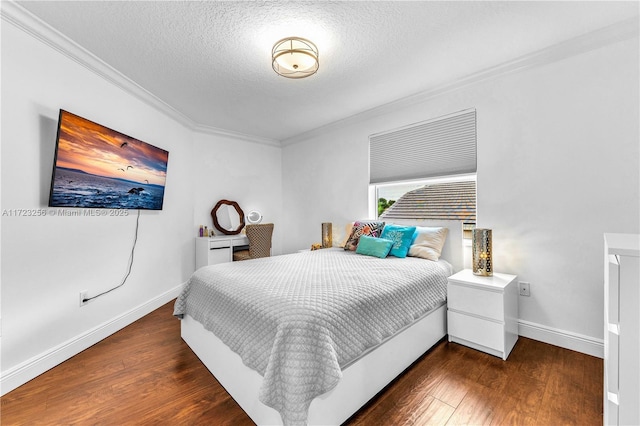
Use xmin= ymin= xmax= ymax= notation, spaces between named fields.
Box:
xmin=49 ymin=110 xmax=169 ymax=210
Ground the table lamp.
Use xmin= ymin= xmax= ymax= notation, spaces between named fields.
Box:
xmin=322 ymin=223 xmax=333 ymax=248
xmin=472 ymin=228 xmax=493 ymax=276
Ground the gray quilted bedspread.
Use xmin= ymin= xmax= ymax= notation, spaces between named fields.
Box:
xmin=173 ymin=248 xmax=450 ymax=426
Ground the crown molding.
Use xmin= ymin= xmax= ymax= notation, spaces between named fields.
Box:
xmin=281 ymin=16 xmax=639 ymax=146
xmin=0 ymin=0 xmax=280 ymax=147
xmin=1 ymin=1 xmax=193 ymax=127
xmin=3 ymin=0 xmax=636 ymax=149
xmin=191 ymin=123 xmax=282 ymax=147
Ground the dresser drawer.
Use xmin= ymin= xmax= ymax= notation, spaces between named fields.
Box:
xmin=606 ymin=393 xmax=619 ymax=426
xmin=209 ymin=239 xmax=232 ymax=249
xmin=448 ymin=310 xmax=504 ymax=352
xmin=607 ymin=255 xmax=620 ymax=326
xmin=606 ymin=328 xmax=619 ymax=394
xmin=447 ymin=283 xmax=504 ymax=321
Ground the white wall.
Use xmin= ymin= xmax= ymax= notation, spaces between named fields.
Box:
xmin=192 ymin=132 xmax=283 ymax=255
xmin=281 ymin=134 xmax=369 ymax=253
xmin=0 ymin=17 xmax=193 ymax=394
xmin=1 ymin=9 xmax=286 ymax=395
xmin=282 ymin=27 xmax=639 ymax=356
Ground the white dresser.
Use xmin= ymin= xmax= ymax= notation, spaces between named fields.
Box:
xmin=195 ymin=235 xmax=249 ymax=269
xmin=447 ymin=269 xmax=518 ymax=360
xmin=604 ymin=233 xmax=640 ymax=426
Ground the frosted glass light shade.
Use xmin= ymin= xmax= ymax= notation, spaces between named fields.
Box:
xmin=472 ymin=228 xmax=493 ymax=276
xmin=272 ymin=37 xmax=319 ymax=79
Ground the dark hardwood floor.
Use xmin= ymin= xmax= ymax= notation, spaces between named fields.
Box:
xmin=1 ymin=300 xmax=603 ymax=425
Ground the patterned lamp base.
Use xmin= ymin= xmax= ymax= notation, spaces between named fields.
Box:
xmin=322 ymin=223 xmax=333 ymax=248
xmin=472 ymin=228 xmax=492 ymax=276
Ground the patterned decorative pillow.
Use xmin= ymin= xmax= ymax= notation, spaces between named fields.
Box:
xmin=343 ymin=221 xmax=385 ymax=251
xmin=408 ymin=226 xmax=449 ymax=261
xmin=355 ymin=235 xmax=394 ymax=258
xmin=380 ymin=224 xmax=417 ymax=258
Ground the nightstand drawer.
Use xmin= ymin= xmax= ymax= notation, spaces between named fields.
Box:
xmin=448 ymin=310 xmax=504 ymax=352
xmin=447 ymin=283 xmax=504 ymax=321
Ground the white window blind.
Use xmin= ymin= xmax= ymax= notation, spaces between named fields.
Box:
xmin=369 ymin=108 xmax=476 ymax=184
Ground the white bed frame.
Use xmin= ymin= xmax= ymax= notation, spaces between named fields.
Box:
xmin=181 ymin=221 xmax=463 ymax=425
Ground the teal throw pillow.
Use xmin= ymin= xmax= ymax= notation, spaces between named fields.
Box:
xmin=355 ymin=235 xmax=393 ymax=259
xmin=380 ymin=224 xmax=417 ymax=258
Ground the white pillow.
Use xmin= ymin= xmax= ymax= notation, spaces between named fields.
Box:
xmin=408 ymin=227 xmax=448 ymax=261
xmin=336 ymin=222 xmax=354 ymax=248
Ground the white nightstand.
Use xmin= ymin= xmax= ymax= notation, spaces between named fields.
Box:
xmin=447 ymin=269 xmax=519 ymax=360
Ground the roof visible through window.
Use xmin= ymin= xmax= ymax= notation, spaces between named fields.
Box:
xmin=376 ymin=178 xmax=476 ymax=224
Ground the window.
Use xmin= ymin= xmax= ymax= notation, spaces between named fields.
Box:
xmin=369 ymin=109 xmax=477 ymax=237
xmin=373 ymin=176 xmax=476 ymax=236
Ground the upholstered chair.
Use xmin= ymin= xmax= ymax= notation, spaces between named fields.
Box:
xmin=233 ymin=223 xmax=274 ymax=261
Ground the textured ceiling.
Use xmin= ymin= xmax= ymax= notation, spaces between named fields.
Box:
xmin=16 ymin=1 xmax=639 ymax=142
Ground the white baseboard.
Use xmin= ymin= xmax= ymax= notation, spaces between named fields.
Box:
xmin=518 ymin=319 xmax=604 ymax=358
xmin=0 ymin=283 xmax=184 ymax=396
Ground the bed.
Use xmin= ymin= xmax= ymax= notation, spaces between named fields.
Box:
xmin=174 ymin=221 xmax=463 ymax=425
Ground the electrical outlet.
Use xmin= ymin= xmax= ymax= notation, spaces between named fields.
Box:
xmin=519 ymin=282 xmax=530 ymax=297
xmin=79 ymin=290 xmax=89 ymax=307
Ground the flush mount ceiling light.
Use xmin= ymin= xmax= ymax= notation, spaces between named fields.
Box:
xmin=272 ymin=37 xmax=319 ymax=79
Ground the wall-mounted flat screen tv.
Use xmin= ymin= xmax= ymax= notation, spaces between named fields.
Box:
xmin=49 ymin=110 xmax=169 ymax=210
